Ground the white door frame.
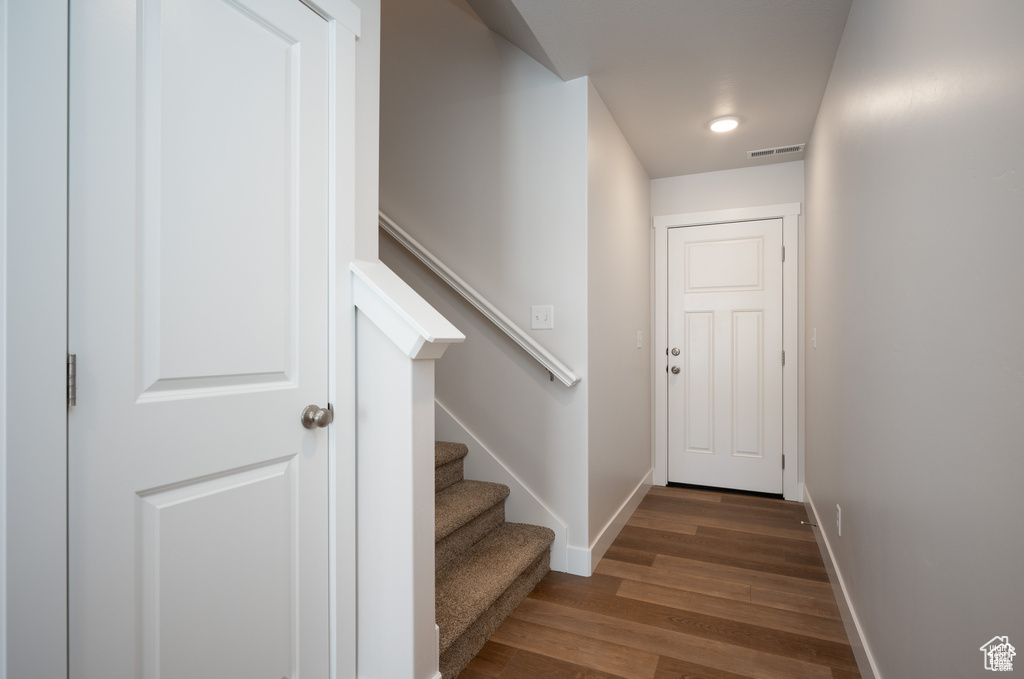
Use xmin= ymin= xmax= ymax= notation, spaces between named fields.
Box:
xmin=1 ymin=1 xmax=364 ymax=676
xmin=2 ymin=1 xmax=70 ymax=676
xmin=653 ymin=203 xmax=803 ymax=501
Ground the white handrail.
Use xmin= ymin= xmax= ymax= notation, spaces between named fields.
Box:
xmin=379 ymin=211 xmax=581 ymax=387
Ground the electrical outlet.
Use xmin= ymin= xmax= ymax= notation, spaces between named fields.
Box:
xmin=637 ymin=330 xmax=644 ymax=348
xmin=836 ymin=504 xmax=842 ymax=537
xmin=812 ymin=328 xmax=817 ymax=349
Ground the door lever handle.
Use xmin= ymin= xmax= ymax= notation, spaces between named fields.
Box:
xmin=301 ymin=403 xmax=334 ymax=429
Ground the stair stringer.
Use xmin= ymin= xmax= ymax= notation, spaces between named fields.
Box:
xmin=435 ymin=399 xmax=568 ymax=572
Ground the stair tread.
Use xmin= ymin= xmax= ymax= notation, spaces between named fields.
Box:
xmin=435 ymin=480 xmax=509 ymax=541
xmin=435 ymin=441 xmax=469 ymax=468
xmin=436 ymin=522 xmax=555 ymax=652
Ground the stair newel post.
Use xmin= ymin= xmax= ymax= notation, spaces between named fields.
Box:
xmin=352 ymin=261 xmax=464 ymax=679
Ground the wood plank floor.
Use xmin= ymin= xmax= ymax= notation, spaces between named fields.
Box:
xmin=457 ymin=486 xmax=860 ymax=679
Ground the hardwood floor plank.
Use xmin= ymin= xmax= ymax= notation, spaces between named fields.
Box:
xmin=785 ymin=551 xmax=828 ymax=568
xmin=459 ymin=641 xmax=518 ymax=677
xmin=652 ymin=554 xmax=836 ymax=599
xmin=603 ymin=545 xmax=659 ymax=567
xmin=499 ymin=649 xmax=636 ymax=679
xmin=615 ymin=525 xmax=830 ymax=581
xmin=626 ymin=513 xmax=700 ymax=535
xmin=594 ymin=557 xmax=752 ymax=603
xmin=490 ymin=616 xmax=660 ymax=679
xmin=510 ymin=597 xmax=834 ymax=679
xmin=633 ymin=526 xmax=817 ymax=565
xmin=693 ymin=526 xmax=823 ymax=556
xmin=615 ymin=579 xmax=851 ymax=644
xmin=645 ymin=486 xmax=723 ymax=503
xmin=640 ymin=493 xmax=803 ymax=523
xmin=750 ymin=586 xmax=841 ymax=619
xmin=631 ymin=508 xmax=816 ymax=542
xmin=654 ymin=654 xmax=757 ymax=679
xmin=620 ymin=525 xmax=789 ymax=563
xmin=718 ymin=492 xmax=810 ymax=516
xmin=526 ymin=578 xmax=859 ymax=670
xmin=830 ymin=669 xmax=862 ymax=679
xmin=456 ymin=667 xmax=498 ymax=679
xmin=544 ymin=569 xmax=623 ymax=595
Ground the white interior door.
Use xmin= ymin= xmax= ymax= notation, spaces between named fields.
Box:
xmin=68 ymin=1 xmax=331 ymax=677
xmin=667 ymin=219 xmax=784 ymax=494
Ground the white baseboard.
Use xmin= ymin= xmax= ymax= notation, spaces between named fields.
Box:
xmin=565 ymin=545 xmax=591 ymax=577
xmin=804 ymin=485 xmax=881 ymax=679
xmin=566 ymin=471 xmax=653 ymax=576
xmin=434 ymin=400 xmax=569 ymax=572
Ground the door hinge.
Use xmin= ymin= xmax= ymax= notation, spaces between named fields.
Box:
xmin=782 ymin=246 xmax=786 ymax=262
xmin=67 ymin=354 xmax=77 ymax=407
xmin=782 ymin=454 xmax=786 ymax=470
xmin=782 ymin=350 xmax=786 ymax=367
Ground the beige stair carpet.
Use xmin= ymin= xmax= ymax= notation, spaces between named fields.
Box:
xmin=433 ymin=441 xmax=554 ymax=679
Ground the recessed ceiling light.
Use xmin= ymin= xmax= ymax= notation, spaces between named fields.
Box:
xmin=709 ymin=116 xmax=739 ymax=133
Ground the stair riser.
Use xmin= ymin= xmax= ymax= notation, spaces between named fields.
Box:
xmin=436 ymin=503 xmax=505 ymax=579
xmin=435 ymin=459 xmax=464 ymax=493
xmin=438 ymin=551 xmax=551 ymax=679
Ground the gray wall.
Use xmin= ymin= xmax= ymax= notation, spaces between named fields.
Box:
xmin=804 ymin=0 xmax=1024 ymax=676
xmin=586 ymin=81 xmax=652 ymax=545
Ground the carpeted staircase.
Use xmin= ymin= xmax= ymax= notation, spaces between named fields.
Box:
xmin=434 ymin=441 xmax=555 ymax=679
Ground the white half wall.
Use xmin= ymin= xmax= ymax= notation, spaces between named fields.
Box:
xmin=804 ymin=0 xmax=1024 ymax=675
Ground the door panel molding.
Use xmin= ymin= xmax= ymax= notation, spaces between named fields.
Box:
xmin=653 ymin=204 xmax=802 ymax=500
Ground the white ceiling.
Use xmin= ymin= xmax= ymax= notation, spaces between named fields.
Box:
xmin=459 ymin=0 xmax=852 ymax=179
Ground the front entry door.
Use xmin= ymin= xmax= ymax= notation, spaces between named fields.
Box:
xmin=68 ymin=1 xmax=331 ymax=676
xmin=667 ymin=219 xmax=784 ymax=494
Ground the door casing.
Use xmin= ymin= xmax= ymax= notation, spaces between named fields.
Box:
xmin=1 ymin=1 xmax=69 ymax=676
xmin=653 ymin=203 xmax=803 ymax=501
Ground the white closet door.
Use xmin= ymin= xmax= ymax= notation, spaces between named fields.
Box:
xmin=69 ymin=0 xmax=332 ymax=676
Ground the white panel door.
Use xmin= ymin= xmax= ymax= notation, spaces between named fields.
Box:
xmin=667 ymin=219 xmax=784 ymax=494
xmin=68 ymin=1 xmax=331 ymax=677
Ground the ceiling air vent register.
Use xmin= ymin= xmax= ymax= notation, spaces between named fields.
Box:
xmin=747 ymin=143 xmax=806 ymax=159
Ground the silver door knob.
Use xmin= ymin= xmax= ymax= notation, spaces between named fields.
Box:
xmin=671 ymin=366 xmax=681 ymax=374
xmin=671 ymin=348 xmax=680 ymax=356
xmin=301 ymin=403 xmax=334 ymax=429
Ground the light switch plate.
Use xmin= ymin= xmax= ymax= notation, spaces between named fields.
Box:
xmin=531 ymin=305 xmax=554 ymax=329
